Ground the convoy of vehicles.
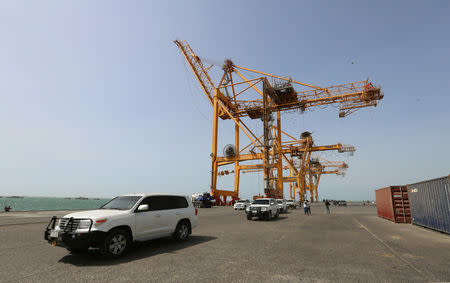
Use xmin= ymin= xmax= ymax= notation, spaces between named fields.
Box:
xmin=44 ymin=191 xmax=347 ymax=257
xmin=245 ymin=198 xmax=279 ymax=220
xmin=234 ymin=199 xmax=250 ymax=210
xmin=44 ymin=194 xmax=198 ymax=257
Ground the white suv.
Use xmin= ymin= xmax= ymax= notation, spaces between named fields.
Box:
xmin=245 ymin=198 xmax=279 ymax=220
xmin=234 ymin=199 xmax=250 ymax=210
xmin=276 ymin=199 xmax=288 ymax=213
xmin=286 ymin=199 xmax=297 ymax=209
xmin=44 ymin=194 xmax=198 ymax=257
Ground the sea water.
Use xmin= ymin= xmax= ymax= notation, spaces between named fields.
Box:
xmin=0 ymin=197 xmax=110 ymax=211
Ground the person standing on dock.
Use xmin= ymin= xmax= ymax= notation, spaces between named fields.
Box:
xmin=325 ymin=200 xmax=330 ymax=214
xmin=303 ymin=201 xmax=308 ymax=215
xmin=306 ymin=200 xmax=311 ymax=215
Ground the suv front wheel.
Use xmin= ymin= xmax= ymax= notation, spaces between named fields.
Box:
xmin=101 ymin=229 xmax=130 ymax=257
xmin=265 ymin=211 xmax=272 ymax=221
xmin=274 ymin=210 xmax=279 ymax=218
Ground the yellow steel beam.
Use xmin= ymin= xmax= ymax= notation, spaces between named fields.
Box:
xmin=217 ymin=144 xmax=341 ymax=164
xmin=234 ymin=69 xmax=264 ymax=97
xmin=234 ymin=65 xmax=323 ymax=90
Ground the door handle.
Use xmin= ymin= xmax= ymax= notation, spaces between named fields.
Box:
xmin=175 ymin=212 xmax=181 ymax=215
xmin=155 ymin=214 xmax=161 ymax=218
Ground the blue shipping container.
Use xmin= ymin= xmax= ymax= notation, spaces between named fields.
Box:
xmin=408 ymin=175 xmax=450 ymax=234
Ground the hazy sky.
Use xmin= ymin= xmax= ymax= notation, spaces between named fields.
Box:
xmin=0 ymin=1 xmax=449 ymax=200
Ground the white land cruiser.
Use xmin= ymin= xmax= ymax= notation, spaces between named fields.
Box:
xmin=286 ymin=199 xmax=297 ymax=209
xmin=245 ymin=198 xmax=279 ymax=220
xmin=234 ymin=199 xmax=250 ymax=210
xmin=276 ymin=199 xmax=288 ymax=213
xmin=44 ymin=194 xmax=198 ymax=257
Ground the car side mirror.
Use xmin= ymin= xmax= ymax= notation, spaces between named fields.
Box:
xmin=137 ymin=204 xmax=149 ymax=211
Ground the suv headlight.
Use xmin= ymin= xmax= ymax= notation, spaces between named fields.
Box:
xmin=246 ymin=207 xmax=250 ymax=211
xmin=77 ymin=219 xmax=92 ymax=230
xmin=261 ymin=207 xmax=268 ymax=211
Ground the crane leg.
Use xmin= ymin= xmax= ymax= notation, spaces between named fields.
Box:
xmin=211 ymin=92 xmax=219 ymax=203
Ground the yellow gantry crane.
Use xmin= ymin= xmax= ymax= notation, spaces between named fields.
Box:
xmin=288 ymin=154 xmax=349 ymax=202
xmin=309 ymin=158 xmax=349 ymax=202
xmin=235 ymin=131 xmax=353 ymax=202
xmin=279 ymin=132 xmax=353 ymax=202
xmin=240 ymin=137 xmax=352 ymax=202
xmin=175 ymin=40 xmax=383 ymax=205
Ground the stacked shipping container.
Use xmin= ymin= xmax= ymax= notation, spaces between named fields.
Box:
xmin=408 ymin=176 xmax=450 ymax=234
xmin=375 ymin=186 xmax=411 ymax=223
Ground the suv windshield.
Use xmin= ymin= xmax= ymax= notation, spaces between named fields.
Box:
xmin=277 ymin=200 xmax=283 ymax=203
xmin=253 ymin=199 xmax=269 ymax=205
xmin=287 ymin=200 xmax=294 ymax=203
xmin=237 ymin=200 xmax=245 ymax=203
xmin=100 ymin=196 xmax=141 ymax=210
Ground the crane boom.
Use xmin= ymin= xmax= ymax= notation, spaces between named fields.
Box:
xmin=174 ymin=40 xmax=215 ymax=106
xmin=233 ymin=79 xmax=383 ymax=118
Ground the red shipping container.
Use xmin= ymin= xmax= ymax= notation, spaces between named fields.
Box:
xmin=375 ymin=186 xmax=411 ymax=223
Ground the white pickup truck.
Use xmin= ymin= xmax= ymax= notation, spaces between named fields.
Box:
xmin=245 ymin=198 xmax=279 ymax=220
xmin=44 ymin=194 xmax=198 ymax=257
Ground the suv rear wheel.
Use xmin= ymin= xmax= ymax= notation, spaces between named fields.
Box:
xmin=247 ymin=213 xmax=252 ymax=220
xmin=101 ymin=229 xmax=130 ymax=257
xmin=174 ymin=220 xmax=190 ymax=241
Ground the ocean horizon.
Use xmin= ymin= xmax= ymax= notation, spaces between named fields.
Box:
xmin=0 ymin=196 xmax=110 ymax=212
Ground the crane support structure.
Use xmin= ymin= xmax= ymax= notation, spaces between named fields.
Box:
xmin=175 ymin=40 xmax=383 ymax=205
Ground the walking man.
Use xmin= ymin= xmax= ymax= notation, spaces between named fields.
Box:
xmin=325 ymin=199 xmax=330 ymax=214
xmin=303 ymin=201 xmax=308 ymax=215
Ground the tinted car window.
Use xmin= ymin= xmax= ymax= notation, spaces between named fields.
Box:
xmin=253 ymin=199 xmax=269 ymax=205
xmin=149 ymin=196 xmax=169 ymax=211
xmin=172 ymin=196 xmax=189 ymax=209
xmin=139 ymin=196 xmax=188 ymax=211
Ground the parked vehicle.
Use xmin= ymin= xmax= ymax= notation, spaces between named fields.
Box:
xmin=276 ymin=199 xmax=288 ymax=213
xmin=44 ymin=194 xmax=198 ymax=257
xmin=193 ymin=192 xmax=215 ymax=208
xmin=286 ymin=199 xmax=297 ymax=209
xmin=234 ymin=199 xmax=250 ymax=210
xmin=245 ymin=198 xmax=279 ymax=221
xmin=337 ymin=200 xmax=347 ymax=206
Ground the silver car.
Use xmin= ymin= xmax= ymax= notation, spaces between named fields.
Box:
xmin=276 ymin=199 xmax=288 ymax=213
xmin=234 ymin=199 xmax=250 ymax=210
